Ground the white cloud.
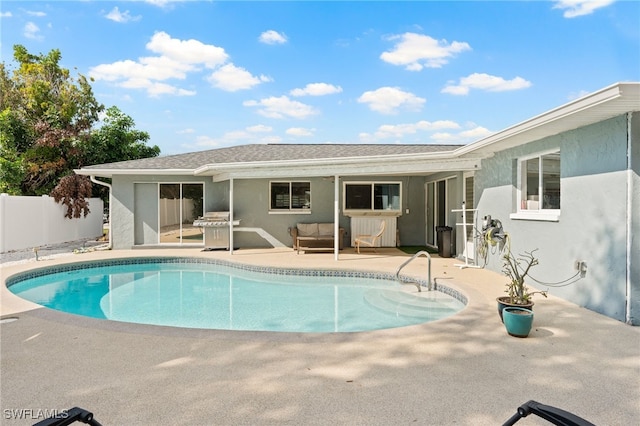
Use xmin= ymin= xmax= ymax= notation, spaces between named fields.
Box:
xmin=24 ymin=22 xmax=42 ymax=40
xmin=105 ymin=7 xmax=141 ymax=23
xmin=26 ymin=11 xmax=46 ymax=17
xmin=1 ymin=11 xmax=13 ymax=18
xmin=459 ymin=126 xmax=493 ymax=140
xmin=144 ymin=0 xmax=181 ymax=7
xmin=90 ymin=57 xmax=193 ymax=82
xmin=553 ymin=0 xmax=615 ymax=18
xmin=442 ymin=73 xmax=532 ymax=95
xmin=286 ymin=127 xmax=314 ymax=137
xmin=243 ymin=96 xmax=319 ymax=119
xmin=90 ymin=32 xmax=232 ymax=97
xmin=380 ymin=33 xmax=471 ymax=71
xmin=567 ymin=89 xmax=590 ymax=100
xmin=259 ymin=30 xmax=288 ymax=45
xmin=222 ymin=130 xmax=254 ymax=140
xmin=246 ymin=124 xmax=273 ymax=133
xmin=357 ymin=87 xmax=425 ymax=114
xmin=431 ymin=125 xmax=493 ymax=143
xmin=194 ymin=135 xmax=220 ymax=148
xmin=290 ymin=83 xmax=343 ymax=97
xmin=146 ymin=31 xmax=228 ymax=69
xmin=221 ymin=125 xmax=275 ymax=139
xmin=120 ymin=78 xmax=195 ymax=97
xmin=359 ymin=120 xmax=492 ymax=144
xmin=259 ymin=135 xmax=283 ymax=144
xmin=177 ymin=128 xmax=195 ymax=134
xmin=207 ymin=64 xmax=271 ymax=92
xmin=373 ymin=120 xmax=460 ymax=139
xmin=194 ymin=126 xmax=280 ymax=148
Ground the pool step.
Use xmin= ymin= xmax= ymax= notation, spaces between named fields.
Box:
xmin=364 ymin=289 xmax=457 ymax=319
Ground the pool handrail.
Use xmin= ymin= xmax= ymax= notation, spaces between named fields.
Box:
xmin=395 ymin=250 xmax=432 ymax=292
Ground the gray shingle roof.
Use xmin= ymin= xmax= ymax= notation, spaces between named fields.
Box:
xmin=81 ymin=143 xmax=462 ymax=171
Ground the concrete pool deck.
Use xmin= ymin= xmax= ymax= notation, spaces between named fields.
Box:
xmin=1 ymin=247 xmax=639 ymax=425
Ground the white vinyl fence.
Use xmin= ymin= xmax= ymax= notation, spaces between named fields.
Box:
xmin=160 ymin=198 xmax=196 ymax=226
xmin=0 ymin=194 xmax=104 ymax=253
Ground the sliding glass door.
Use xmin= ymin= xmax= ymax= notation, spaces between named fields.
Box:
xmin=159 ymin=183 xmax=203 ymax=244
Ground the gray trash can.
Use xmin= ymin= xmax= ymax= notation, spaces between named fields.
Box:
xmin=436 ymin=226 xmax=453 ymax=258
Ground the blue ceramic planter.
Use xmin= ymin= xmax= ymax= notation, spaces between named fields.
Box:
xmin=502 ymin=307 xmax=534 ymax=338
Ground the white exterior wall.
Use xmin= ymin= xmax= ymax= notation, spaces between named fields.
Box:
xmin=0 ymin=194 xmax=103 ymax=253
xmin=474 ymin=114 xmax=636 ymax=324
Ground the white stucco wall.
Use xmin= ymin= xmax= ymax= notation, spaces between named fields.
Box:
xmin=0 ymin=194 xmax=103 ymax=253
xmin=474 ymin=114 xmax=637 ymax=324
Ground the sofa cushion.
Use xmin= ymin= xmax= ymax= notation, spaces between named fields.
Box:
xmin=297 ymin=223 xmax=319 ymax=237
xmin=318 ymin=223 xmax=334 ymax=236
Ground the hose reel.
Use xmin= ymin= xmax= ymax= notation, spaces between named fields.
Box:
xmin=482 ymin=215 xmax=506 ymax=246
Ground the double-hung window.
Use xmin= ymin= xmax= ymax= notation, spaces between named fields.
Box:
xmin=270 ymin=181 xmax=311 ymax=212
xmin=512 ymin=150 xmax=561 ymax=221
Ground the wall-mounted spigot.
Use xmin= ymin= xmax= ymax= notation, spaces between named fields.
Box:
xmin=575 ymin=261 xmax=587 ymax=278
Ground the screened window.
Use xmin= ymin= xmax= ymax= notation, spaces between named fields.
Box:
xmin=344 ymin=182 xmax=401 ymax=212
xmin=519 ymin=151 xmax=560 ymax=211
xmin=270 ymin=181 xmax=311 ymax=211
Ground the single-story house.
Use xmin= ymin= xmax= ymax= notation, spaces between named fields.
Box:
xmin=77 ymin=82 xmax=639 ymax=325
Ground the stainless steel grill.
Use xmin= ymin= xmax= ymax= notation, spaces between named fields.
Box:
xmin=193 ymin=212 xmax=239 ymax=250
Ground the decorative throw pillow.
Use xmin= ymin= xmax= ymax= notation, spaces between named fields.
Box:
xmin=297 ymin=223 xmax=319 ymax=237
xmin=318 ymin=223 xmax=334 ymax=236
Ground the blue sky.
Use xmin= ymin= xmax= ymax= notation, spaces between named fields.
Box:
xmin=1 ymin=1 xmax=638 ymax=156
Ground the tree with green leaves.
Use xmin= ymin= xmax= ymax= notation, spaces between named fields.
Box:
xmin=1 ymin=45 xmax=160 ymax=217
xmin=0 ymin=45 xmax=103 ymax=196
xmin=85 ymin=105 xmax=159 ymax=167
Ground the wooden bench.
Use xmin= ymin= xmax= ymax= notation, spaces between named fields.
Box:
xmin=291 ymin=223 xmax=345 ymax=254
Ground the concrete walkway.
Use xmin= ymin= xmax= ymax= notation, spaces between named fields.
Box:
xmin=1 ymin=248 xmax=638 ymax=425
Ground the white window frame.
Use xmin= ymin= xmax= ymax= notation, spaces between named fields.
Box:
xmin=510 ymin=149 xmax=561 ymax=222
xmin=343 ymin=181 xmax=402 ymax=216
xmin=268 ymin=181 xmax=311 ymax=214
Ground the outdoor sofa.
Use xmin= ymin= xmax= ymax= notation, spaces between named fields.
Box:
xmin=290 ymin=223 xmax=345 ymax=254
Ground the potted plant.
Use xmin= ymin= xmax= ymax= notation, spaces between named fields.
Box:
xmin=497 ymin=249 xmax=547 ymax=334
xmin=502 ymin=306 xmax=535 ymax=337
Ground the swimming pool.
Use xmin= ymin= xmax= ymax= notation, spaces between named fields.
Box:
xmin=6 ymin=257 xmax=466 ymax=333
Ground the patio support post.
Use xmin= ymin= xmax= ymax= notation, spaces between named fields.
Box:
xmin=334 ymin=174 xmax=339 ymax=261
xmin=229 ymin=178 xmax=234 ymax=255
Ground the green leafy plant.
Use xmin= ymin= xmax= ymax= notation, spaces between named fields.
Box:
xmin=502 ymin=249 xmax=547 ymax=304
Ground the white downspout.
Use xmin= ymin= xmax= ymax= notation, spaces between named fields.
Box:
xmin=625 ymin=112 xmax=632 ymax=324
xmin=229 ymin=178 xmax=234 ymax=255
xmin=90 ymin=176 xmax=112 ymax=250
xmin=334 ymin=174 xmax=339 ymax=261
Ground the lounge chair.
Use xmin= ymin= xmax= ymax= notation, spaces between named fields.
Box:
xmin=354 ymin=220 xmax=386 ymax=254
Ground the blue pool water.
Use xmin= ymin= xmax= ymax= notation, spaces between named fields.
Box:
xmin=7 ymin=258 xmax=466 ymax=333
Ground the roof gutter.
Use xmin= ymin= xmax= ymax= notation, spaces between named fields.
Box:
xmin=76 ymin=169 xmax=194 ymax=178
